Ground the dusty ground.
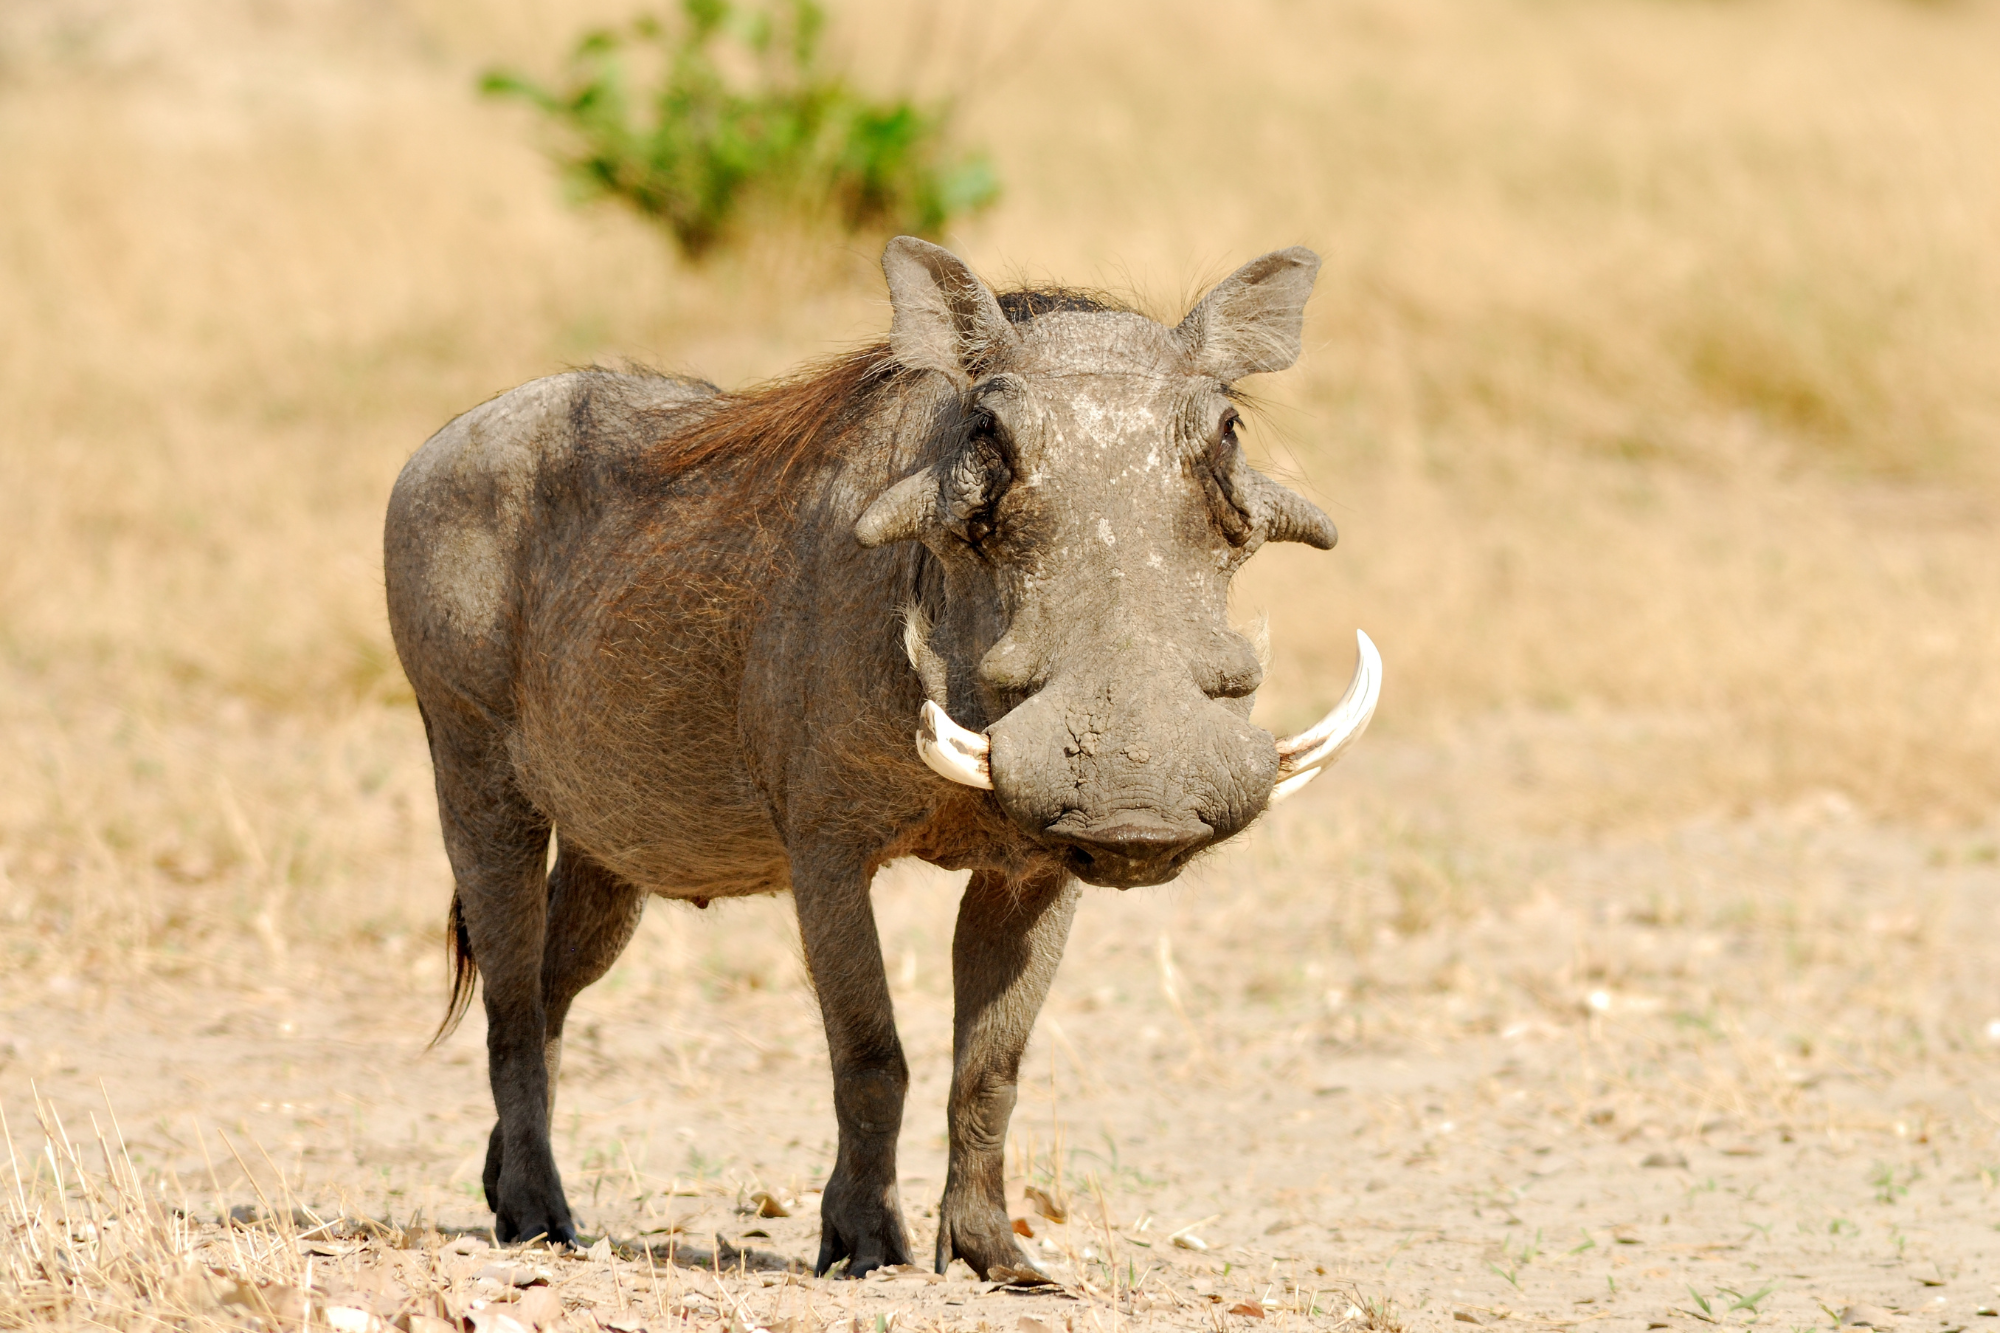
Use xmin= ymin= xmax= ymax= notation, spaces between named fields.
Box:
xmin=6 ymin=716 xmax=1997 ymax=1331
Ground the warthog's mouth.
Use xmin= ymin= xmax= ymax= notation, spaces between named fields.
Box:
xmin=913 ymin=629 xmax=1383 ymax=818
xmin=1041 ymin=811 xmax=1211 ymax=889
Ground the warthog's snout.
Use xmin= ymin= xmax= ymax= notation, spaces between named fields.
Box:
xmin=917 ymin=633 xmax=1383 ymax=886
xmin=1041 ymin=811 xmax=1211 ymax=888
xmin=978 ymin=670 xmax=1276 ymax=889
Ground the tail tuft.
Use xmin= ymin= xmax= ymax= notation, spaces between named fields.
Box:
xmin=429 ymin=891 xmax=478 ymax=1048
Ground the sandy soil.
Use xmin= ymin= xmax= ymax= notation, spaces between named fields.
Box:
xmin=6 ymin=721 xmax=1997 ymax=1332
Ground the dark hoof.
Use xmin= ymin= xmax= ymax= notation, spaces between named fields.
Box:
xmin=814 ymin=1182 xmax=911 ymax=1278
xmin=933 ymin=1203 xmax=1035 ymax=1280
xmin=485 ymin=1125 xmax=577 ymax=1249
xmin=494 ymin=1204 xmax=578 ymax=1249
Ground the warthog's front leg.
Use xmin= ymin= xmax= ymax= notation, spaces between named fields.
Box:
xmin=935 ymin=867 xmax=1080 ymax=1278
xmin=793 ymin=854 xmax=914 ymax=1277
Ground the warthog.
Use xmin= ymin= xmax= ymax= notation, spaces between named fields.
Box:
xmin=384 ymin=238 xmax=1379 ymax=1276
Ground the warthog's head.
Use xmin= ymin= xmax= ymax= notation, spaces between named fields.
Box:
xmin=858 ymin=238 xmax=1379 ymax=889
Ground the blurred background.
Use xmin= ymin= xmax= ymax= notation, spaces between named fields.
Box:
xmin=5 ymin=0 xmax=1996 ymax=950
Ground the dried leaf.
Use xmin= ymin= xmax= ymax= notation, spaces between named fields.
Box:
xmin=749 ymin=1190 xmax=790 ymax=1218
xmin=1023 ymin=1185 xmax=1067 ymax=1224
xmin=466 ymin=1306 xmax=533 ymax=1333
xmin=991 ymin=1265 xmax=1055 ymax=1288
xmin=169 ymin=1269 xmax=227 ymax=1311
xmin=1640 ymin=1151 xmax=1688 ymax=1169
xmin=1010 ymin=1217 xmax=1034 ymax=1238
xmin=1019 ymin=1319 xmax=1051 ymax=1333
xmin=475 ymin=1264 xmax=549 ymax=1288
xmin=1228 ymin=1302 xmax=1266 ymax=1318
xmin=400 ymin=1317 xmax=458 ymax=1333
xmin=515 ymin=1288 xmax=563 ymax=1329
xmin=325 ymin=1305 xmax=387 ymax=1333
xmin=230 ymin=1282 xmax=309 ymax=1324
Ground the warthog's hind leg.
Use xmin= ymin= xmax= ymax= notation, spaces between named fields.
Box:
xmin=933 ymin=868 xmax=1080 ymax=1278
xmin=480 ymin=840 xmax=646 ymax=1229
xmin=422 ymin=704 xmax=576 ymax=1248
xmin=793 ymin=851 xmax=914 ymax=1277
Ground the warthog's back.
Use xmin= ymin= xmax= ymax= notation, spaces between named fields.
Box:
xmin=386 ymin=371 xmax=708 ymax=711
xmin=389 ymin=374 xmax=580 ymax=697
xmin=385 ymin=368 xmax=794 ymax=900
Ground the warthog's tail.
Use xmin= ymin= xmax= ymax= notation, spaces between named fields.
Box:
xmin=429 ymin=890 xmax=479 ymax=1048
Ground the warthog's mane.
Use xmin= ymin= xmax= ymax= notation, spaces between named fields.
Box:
xmin=994 ymin=287 xmax=1134 ymax=323
xmin=638 ymin=286 xmax=1136 ymax=498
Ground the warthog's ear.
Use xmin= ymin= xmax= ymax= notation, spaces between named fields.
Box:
xmin=882 ymin=236 xmax=1019 ymax=386
xmin=1176 ymin=247 xmax=1322 ymax=382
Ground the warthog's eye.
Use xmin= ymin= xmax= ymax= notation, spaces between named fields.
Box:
xmin=1199 ymin=411 xmax=1255 ymax=545
xmin=942 ymin=412 xmax=1014 ymax=551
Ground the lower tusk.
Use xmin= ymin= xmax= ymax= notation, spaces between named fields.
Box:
xmin=1270 ymin=766 xmax=1324 ymax=803
xmin=1270 ymin=629 xmax=1381 ymax=805
xmin=917 ymin=700 xmax=993 ymax=790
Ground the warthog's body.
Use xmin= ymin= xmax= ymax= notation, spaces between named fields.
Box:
xmin=385 ymin=240 xmax=1362 ymax=1276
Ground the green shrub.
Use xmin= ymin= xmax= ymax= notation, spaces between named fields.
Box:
xmin=480 ymin=0 xmax=999 ymax=258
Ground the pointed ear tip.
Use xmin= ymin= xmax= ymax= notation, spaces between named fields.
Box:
xmin=1273 ymin=247 xmax=1322 ymax=282
xmin=881 ymin=235 xmax=952 ymax=282
xmin=1236 ymin=245 xmax=1318 ymax=271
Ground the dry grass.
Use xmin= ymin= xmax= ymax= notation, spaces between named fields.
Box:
xmin=0 ymin=1076 xmax=1414 ymax=1332
xmin=2 ymin=0 xmax=2000 ymax=1326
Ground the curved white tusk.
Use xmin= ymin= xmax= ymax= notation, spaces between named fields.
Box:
xmin=917 ymin=700 xmax=994 ymax=790
xmin=1270 ymin=765 xmax=1324 ymax=804
xmin=1269 ymin=629 xmax=1381 ymax=805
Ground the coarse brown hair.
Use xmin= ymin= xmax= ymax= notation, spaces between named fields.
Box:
xmin=634 ymin=286 xmax=1129 ymax=500
xmin=640 ymin=344 xmax=900 ymax=499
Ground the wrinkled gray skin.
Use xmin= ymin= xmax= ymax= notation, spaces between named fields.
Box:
xmin=383 ymin=239 xmax=1337 ymax=1277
